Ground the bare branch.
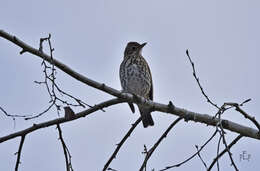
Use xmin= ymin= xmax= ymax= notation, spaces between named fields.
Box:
xmin=1 ymin=94 xmax=259 ymax=144
xmin=140 ymin=117 xmax=182 ymax=171
xmin=195 ymin=145 xmax=208 ymax=170
xmin=25 ymin=102 xmax=55 ymax=120
xmin=0 ymin=106 xmax=30 ymax=118
xmin=208 ymin=135 xmax=243 ymax=171
xmin=57 ymin=124 xmax=73 ymax=171
xmin=15 ymin=135 xmax=26 ymax=171
xmin=0 ymin=98 xmax=125 ymax=143
xmin=161 ymin=129 xmax=218 ymax=171
xmin=0 ymin=30 xmax=259 ymax=140
xmin=103 ymin=117 xmax=142 ymax=171
xmin=215 ymin=106 xmax=239 ymax=171
xmin=0 ymin=30 xmax=259 ymax=171
xmin=186 ymin=50 xmax=220 ymax=109
xmin=216 ymin=131 xmax=222 ymax=171
xmin=224 ymin=102 xmax=260 ymax=131
xmin=185 ymin=50 xmax=243 ymax=170
xmin=25 ymin=34 xmax=91 ymax=120
xmin=0 ymin=30 xmax=124 ymax=98
xmin=219 ymin=124 xmax=239 ymax=171
xmin=107 ymin=168 xmax=118 ymax=171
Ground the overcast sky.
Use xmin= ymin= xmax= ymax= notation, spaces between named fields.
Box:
xmin=0 ymin=0 xmax=259 ymax=171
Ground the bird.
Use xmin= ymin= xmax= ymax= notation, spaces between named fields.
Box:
xmin=119 ymin=41 xmax=154 ymax=128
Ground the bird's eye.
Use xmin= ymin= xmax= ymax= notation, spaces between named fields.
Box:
xmin=132 ymin=46 xmax=136 ymax=50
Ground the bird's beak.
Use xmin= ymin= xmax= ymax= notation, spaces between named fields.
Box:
xmin=140 ymin=42 xmax=147 ymax=49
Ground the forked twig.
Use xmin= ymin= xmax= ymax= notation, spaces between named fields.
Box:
xmin=160 ymin=129 xmax=218 ymax=171
xmin=208 ymin=134 xmax=243 ymax=170
xmin=195 ymin=145 xmax=208 ymax=169
xmin=224 ymin=101 xmax=260 ymax=131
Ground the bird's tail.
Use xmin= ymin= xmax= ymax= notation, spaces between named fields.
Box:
xmin=138 ymin=105 xmax=154 ymax=128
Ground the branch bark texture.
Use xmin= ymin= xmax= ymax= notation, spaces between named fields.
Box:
xmin=0 ymin=30 xmax=259 ymax=144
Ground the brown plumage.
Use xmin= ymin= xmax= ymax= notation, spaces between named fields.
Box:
xmin=119 ymin=42 xmax=154 ymax=127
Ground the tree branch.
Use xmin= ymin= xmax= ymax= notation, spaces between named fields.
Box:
xmin=195 ymin=145 xmax=208 ymax=170
xmin=0 ymin=30 xmax=123 ymax=98
xmin=0 ymin=30 xmax=259 ymax=171
xmin=103 ymin=117 xmax=142 ymax=171
xmin=225 ymin=102 xmax=260 ymax=131
xmin=139 ymin=117 xmax=182 ymax=171
xmin=161 ymin=129 xmax=218 ymax=171
xmin=186 ymin=50 xmax=220 ymax=109
xmin=0 ymin=98 xmax=125 ymax=143
xmin=15 ymin=135 xmax=26 ymax=171
xmin=219 ymin=123 xmax=239 ymax=171
xmin=57 ymin=124 xmax=73 ymax=171
xmin=208 ymin=134 xmax=243 ymax=170
xmin=1 ymin=95 xmax=259 ymax=144
xmin=0 ymin=30 xmax=259 ymax=142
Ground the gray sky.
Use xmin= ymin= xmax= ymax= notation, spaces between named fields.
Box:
xmin=0 ymin=0 xmax=259 ymax=170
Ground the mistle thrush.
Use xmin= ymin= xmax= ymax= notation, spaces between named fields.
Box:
xmin=119 ymin=42 xmax=154 ymax=128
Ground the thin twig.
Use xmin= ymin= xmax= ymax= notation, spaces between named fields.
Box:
xmin=140 ymin=117 xmax=183 ymax=171
xmin=0 ymin=106 xmax=30 ymax=118
xmin=186 ymin=50 xmax=220 ymax=109
xmin=103 ymin=117 xmax=142 ymax=171
xmin=0 ymin=30 xmax=259 ymax=139
xmin=219 ymin=124 xmax=239 ymax=171
xmin=208 ymin=134 xmax=243 ymax=171
xmin=215 ymin=104 xmax=239 ymax=171
xmin=195 ymin=145 xmax=208 ymax=169
xmin=0 ymin=98 xmax=125 ymax=143
xmin=160 ymin=129 xmax=218 ymax=171
xmin=216 ymin=131 xmax=222 ymax=171
xmin=107 ymin=168 xmax=118 ymax=171
xmin=25 ymin=35 xmax=92 ymax=120
xmin=141 ymin=144 xmax=149 ymax=171
xmin=57 ymin=124 xmax=73 ymax=171
xmin=225 ymin=102 xmax=260 ymax=131
xmin=25 ymin=103 xmax=55 ymax=120
xmin=15 ymin=135 xmax=26 ymax=171
xmin=0 ymin=30 xmax=258 ymax=171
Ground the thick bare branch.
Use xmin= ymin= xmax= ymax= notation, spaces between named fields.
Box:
xmin=0 ymin=30 xmax=259 ymax=171
xmin=0 ymin=30 xmax=123 ymax=98
xmin=0 ymin=30 xmax=259 ymax=141
xmin=1 ymin=95 xmax=259 ymax=144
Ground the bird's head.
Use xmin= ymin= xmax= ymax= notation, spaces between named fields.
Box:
xmin=124 ymin=42 xmax=147 ymax=57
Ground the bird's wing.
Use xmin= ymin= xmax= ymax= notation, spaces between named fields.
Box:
xmin=147 ymin=59 xmax=153 ymax=101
